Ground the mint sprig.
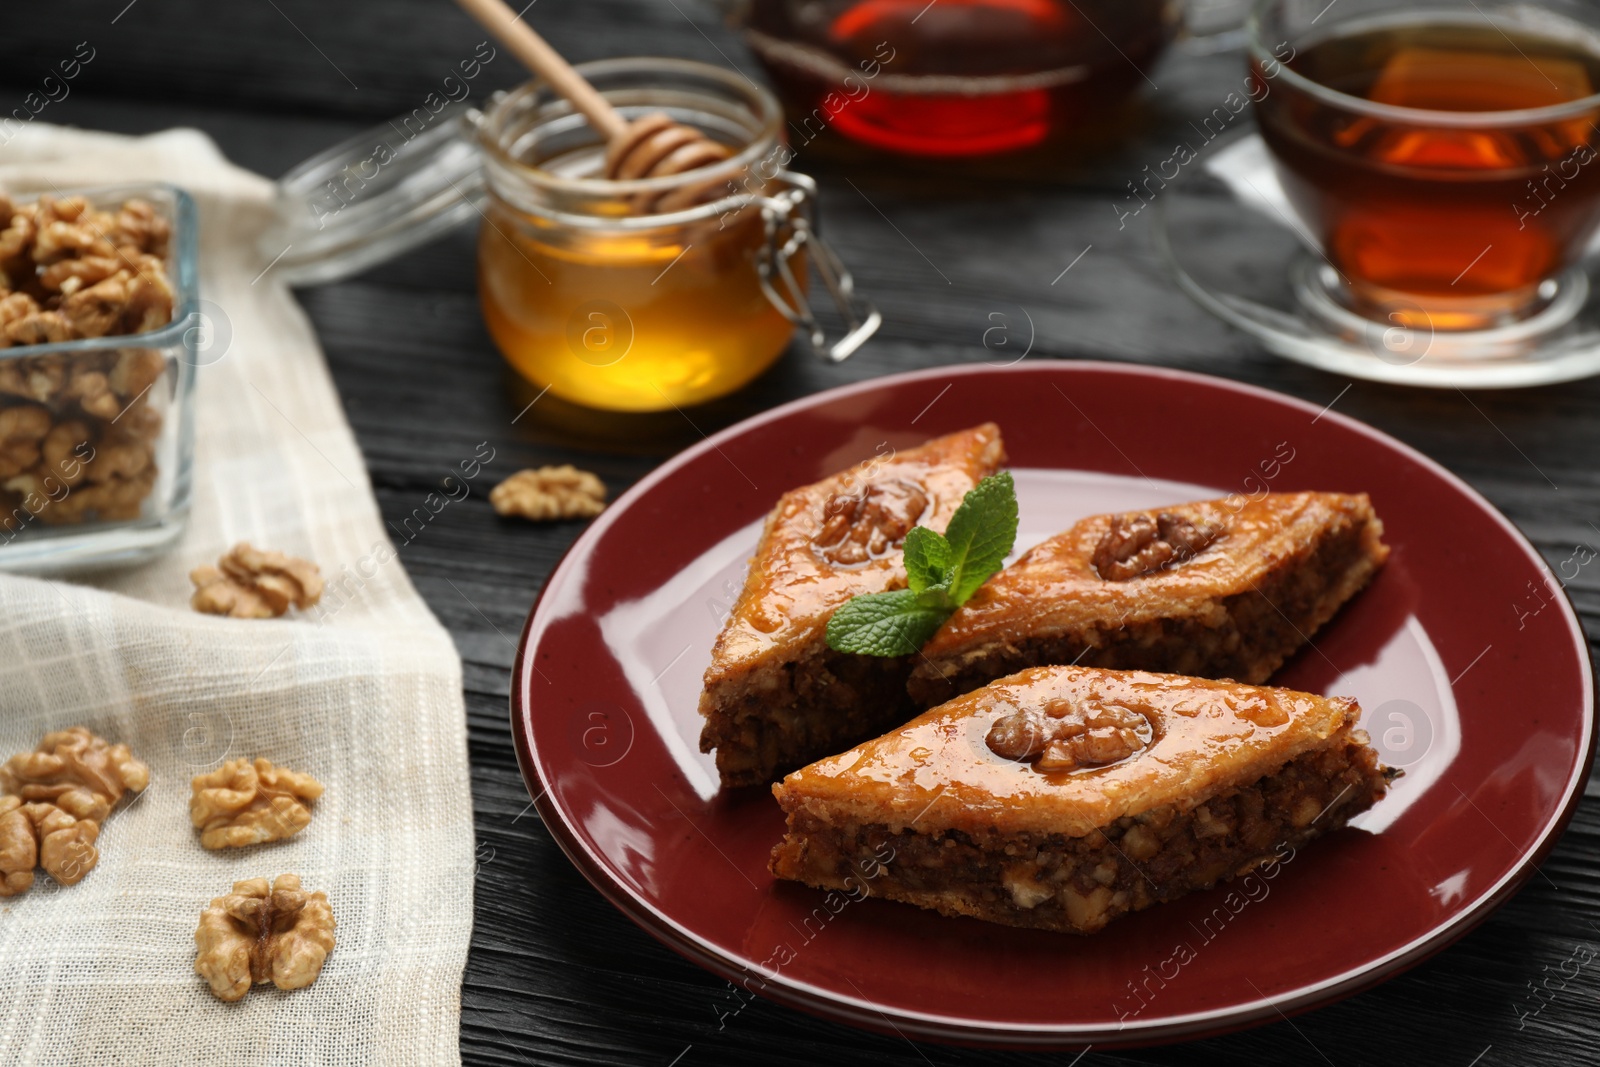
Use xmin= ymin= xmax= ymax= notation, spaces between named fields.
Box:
xmin=825 ymin=472 xmax=1017 ymax=657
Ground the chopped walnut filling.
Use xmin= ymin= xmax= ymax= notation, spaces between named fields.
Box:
xmin=0 ymin=726 xmax=149 ymax=896
xmin=194 ymin=874 xmax=337 ymax=1002
xmin=813 ymin=479 xmax=929 ymax=566
xmin=190 ymin=757 xmax=324 ymax=849
xmin=1093 ymin=509 xmax=1225 ymax=581
xmin=986 ymin=698 xmax=1153 ymax=772
xmin=191 ymin=543 xmax=325 ymax=619
xmin=489 ymin=465 xmax=606 ymax=521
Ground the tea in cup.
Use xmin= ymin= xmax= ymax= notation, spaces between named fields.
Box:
xmin=1251 ymin=0 xmax=1600 ymax=331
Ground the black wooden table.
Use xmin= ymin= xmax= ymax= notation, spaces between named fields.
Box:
xmin=10 ymin=2 xmax=1600 ymax=1063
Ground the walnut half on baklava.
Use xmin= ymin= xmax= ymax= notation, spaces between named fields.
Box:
xmin=699 ymin=423 xmax=1006 ymax=787
xmin=770 ymin=665 xmax=1392 ymax=934
xmin=907 ymin=492 xmax=1388 ymax=708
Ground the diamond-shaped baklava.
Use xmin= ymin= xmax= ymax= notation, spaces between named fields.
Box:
xmin=907 ymin=492 xmax=1387 ymax=708
xmin=771 ymin=664 xmax=1391 ymax=933
xmin=699 ymin=423 xmax=1006 ymax=787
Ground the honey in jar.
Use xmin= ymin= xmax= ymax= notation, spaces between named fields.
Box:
xmin=475 ymin=60 xmax=827 ymax=412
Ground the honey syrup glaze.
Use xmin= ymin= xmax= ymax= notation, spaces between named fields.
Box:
xmin=922 ymin=491 xmax=1379 ymax=656
xmin=705 ymin=423 xmax=1005 ymax=670
xmin=782 ymin=665 xmax=1360 ymax=839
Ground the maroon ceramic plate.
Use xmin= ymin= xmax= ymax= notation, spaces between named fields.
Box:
xmin=511 ymin=362 xmax=1594 ymax=1048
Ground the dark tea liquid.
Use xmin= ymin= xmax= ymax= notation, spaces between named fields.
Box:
xmin=744 ymin=0 xmax=1174 ymax=157
xmin=1254 ymin=16 xmax=1600 ymax=323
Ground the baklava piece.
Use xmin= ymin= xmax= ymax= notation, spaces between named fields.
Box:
xmin=699 ymin=423 xmax=1006 ymax=787
xmin=908 ymin=492 xmax=1387 ymax=707
xmin=771 ymin=665 xmax=1392 ymax=933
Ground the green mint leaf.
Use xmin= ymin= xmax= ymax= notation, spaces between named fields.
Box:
xmin=942 ymin=471 xmax=1019 ymax=603
xmin=902 ymin=526 xmax=951 ymax=594
xmin=824 ymin=470 xmax=1018 ymax=659
xmin=825 ymin=589 xmax=952 ymax=657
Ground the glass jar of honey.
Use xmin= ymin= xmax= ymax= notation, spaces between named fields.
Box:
xmin=263 ymin=58 xmax=879 ymax=413
xmin=477 ymin=60 xmax=826 ymax=410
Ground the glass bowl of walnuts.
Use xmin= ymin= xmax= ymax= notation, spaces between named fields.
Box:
xmin=0 ymin=183 xmax=198 ymax=571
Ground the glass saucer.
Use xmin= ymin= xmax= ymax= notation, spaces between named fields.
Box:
xmin=1153 ymin=130 xmax=1600 ymax=388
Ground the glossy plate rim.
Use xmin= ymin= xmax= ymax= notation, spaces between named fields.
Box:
xmin=510 ymin=361 xmax=1596 ymax=1048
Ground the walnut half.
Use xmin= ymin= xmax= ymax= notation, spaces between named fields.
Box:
xmin=986 ymin=698 xmax=1153 ymax=773
xmin=489 ymin=465 xmax=606 ymax=521
xmin=812 ymin=478 xmax=929 ymax=566
xmin=1092 ymin=509 xmax=1224 ymax=581
xmin=191 ymin=543 xmax=324 ymax=619
xmin=195 ymin=874 xmax=337 ymax=1002
xmin=0 ymin=726 xmax=149 ymax=897
xmin=190 ymin=757 xmax=324 ymax=850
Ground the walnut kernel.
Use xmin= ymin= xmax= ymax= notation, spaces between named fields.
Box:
xmin=109 ymin=348 xmax=165 ymax=400
xmin=39 ymin=254 xmax=122 ymax=294
xmin=986 ymin=698 xmax=1152 ymax=772
xmin=0 ymin=796 xmax=36 ymax=896
xmin=191 ymin=758 xmax=324 ymax=850
xmin=1093 ymin=508 xmax=1225 ymax=581
xmin=191 ymin=543 xmax=325 ymax=619
xmin=194 ymin=874 xmax=337 ymax=1002
xmin=0 ymin=212 xmax=36 ymax=264
xmin=489 ymin=465 xmax=606 ymax=521
xmin=4 ymin=310 xmax=74 ymax=347
xmin=0 ymin=726 xmax=149 ymax=896
xmin=813 ymin=478 xmax=929 ymax=566
xmin=0 ymin=404 xmax=51 ymax=478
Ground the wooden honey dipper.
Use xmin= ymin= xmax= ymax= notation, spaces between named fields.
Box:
xmin=454 ymin=0 xmax=735 ymax=211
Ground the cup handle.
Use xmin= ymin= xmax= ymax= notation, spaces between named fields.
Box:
xmin=756 ymin=171 xmax=882 ymax=363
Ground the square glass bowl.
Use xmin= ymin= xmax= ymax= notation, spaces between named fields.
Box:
xmin=0 ymin=183 xmax=198 ymax=572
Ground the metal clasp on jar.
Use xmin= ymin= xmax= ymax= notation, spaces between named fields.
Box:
xmin=755 ymin=171 xmax=881 ymax=363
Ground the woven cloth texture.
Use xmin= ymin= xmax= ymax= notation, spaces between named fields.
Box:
xmin=0 ymin=125 xmax=472 ymax=1066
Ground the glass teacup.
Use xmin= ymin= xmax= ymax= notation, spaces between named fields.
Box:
xmin=1250 ymin=0 xmax=1600 ymax=333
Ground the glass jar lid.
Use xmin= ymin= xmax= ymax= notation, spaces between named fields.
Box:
xmin=263 ymin=102 xmax=488 ymax=287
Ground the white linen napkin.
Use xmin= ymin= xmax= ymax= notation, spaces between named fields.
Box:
xmin=0 ymin=124 xmax=473 ymax=1067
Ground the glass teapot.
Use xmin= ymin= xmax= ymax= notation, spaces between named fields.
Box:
xmin=725 ymin=0 xmax=1251 ymax=156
